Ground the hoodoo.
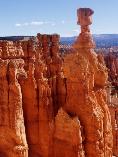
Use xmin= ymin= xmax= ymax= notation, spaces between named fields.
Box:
xmin=63 ymin=8 xmax=113 ymax=157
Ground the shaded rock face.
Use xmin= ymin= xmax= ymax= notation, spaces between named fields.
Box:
xmin=103 ymin=52 xmax=118 ymax=157
xmin=105 ymin=52 xmax=118 ymax=95
xmin=0 ymin=8 xmax=113 ymax=157
xmin=105 ymin=53 xmax=118 ymax=80
xmin=108 ymin=106 xmax=118 ymax=157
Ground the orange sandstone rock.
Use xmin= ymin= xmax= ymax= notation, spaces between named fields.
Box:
xmin=64 ymin=8 xmax=113 ymax=157
xmin=0 ymin=58 xmax=28 ymax=157
xmin=0 ymin=8 xmax=114 ymax=157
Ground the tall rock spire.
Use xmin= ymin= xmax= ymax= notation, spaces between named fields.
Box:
xmin=64 ymin=8 xmax=113 ymax=157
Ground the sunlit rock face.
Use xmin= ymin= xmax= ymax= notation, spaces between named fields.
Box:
xmin=0 ymin=7 xmax=113 ymax=157
xmin=0 ymin=58 xmax=28 ymax=157
xmin=64 ymin=8 xmax=113 ymax=157
xmin=0 ymin=34 xmax=69 ymax=157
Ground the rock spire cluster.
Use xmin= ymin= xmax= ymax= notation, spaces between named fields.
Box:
xmin=0 ymin=7 xmax=113 ymax=157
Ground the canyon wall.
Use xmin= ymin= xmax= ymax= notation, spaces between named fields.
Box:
xmin=0 ymin=8 xmax=114 ymax=157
